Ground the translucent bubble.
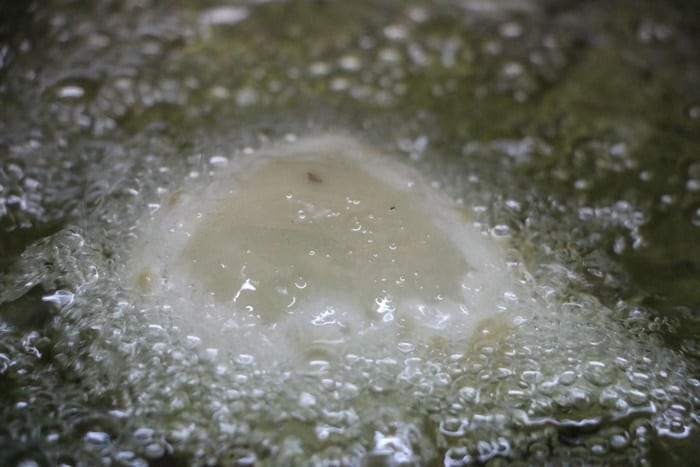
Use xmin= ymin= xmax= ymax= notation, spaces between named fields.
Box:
xmin=56 ymin=85 xmax=85 ymax=99
xmin=528 ymin=441 xmax=550 ymax=459
xmin=199 ymin=7 xmax=250 ymax=30
xmin=440 ymin=417 xmax=467 ymax=437
xmin=627 ymin=389 xmax=649 ymax=406
xmin=583 ymin=361 xmax=614 ymax=387
xmin=209 ymin=155 xmax=228 ymax=167
xmin=17 ymin=461 xmax=41 ymax=467
xmin=133 ymin=427 xmax=154 ymax=444
xmin=299 ymin=392 xmax=316 ymax=408
xmin=557 ymin=370 xmax=577 ymax=386
xmin=499 ymin=22 xmax=523 ymax=38
xmin=83 ymin=431 xmax=110 ymax=445
xmin=309 ymin=62 xmax=331 ymax=76
xmin=235 ymin=88 xmax=258 ymax=107
xmin=145 ymin=443 xmax=165 ymax=459
xmin=339 ymin=55 xmax=362 ymax=71
xmin=444 ymin=446 xmax=471 ymax=466
xmin=585 ymin=436 xmax=608 ymax=456
xmin=691 ymin=207 xmax=700 ymax=227
xmin=330 ymin=77 xmax=350 ymax=92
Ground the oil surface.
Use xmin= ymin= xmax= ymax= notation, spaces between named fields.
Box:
xmin=0 ymin=0 xmax=699 ymax=465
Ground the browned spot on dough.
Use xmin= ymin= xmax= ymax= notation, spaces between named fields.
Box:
xmin=137 ymin=268 xmax=156 ymax=292
xmin=167 ymin=190 xmax=187 ymax=208
xmin=307 ymin=172 xmax=323 ymax=183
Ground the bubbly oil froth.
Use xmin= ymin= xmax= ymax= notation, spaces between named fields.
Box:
xmin=130 ymin=135 xmax=513 ymax=366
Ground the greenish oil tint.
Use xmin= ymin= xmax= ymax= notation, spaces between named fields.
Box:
xmin=1 ymin=0 xmax=700 ymax=465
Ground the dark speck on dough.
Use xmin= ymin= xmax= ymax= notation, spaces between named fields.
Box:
xmin=307 ymin=172 xmax=323 ymax=183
